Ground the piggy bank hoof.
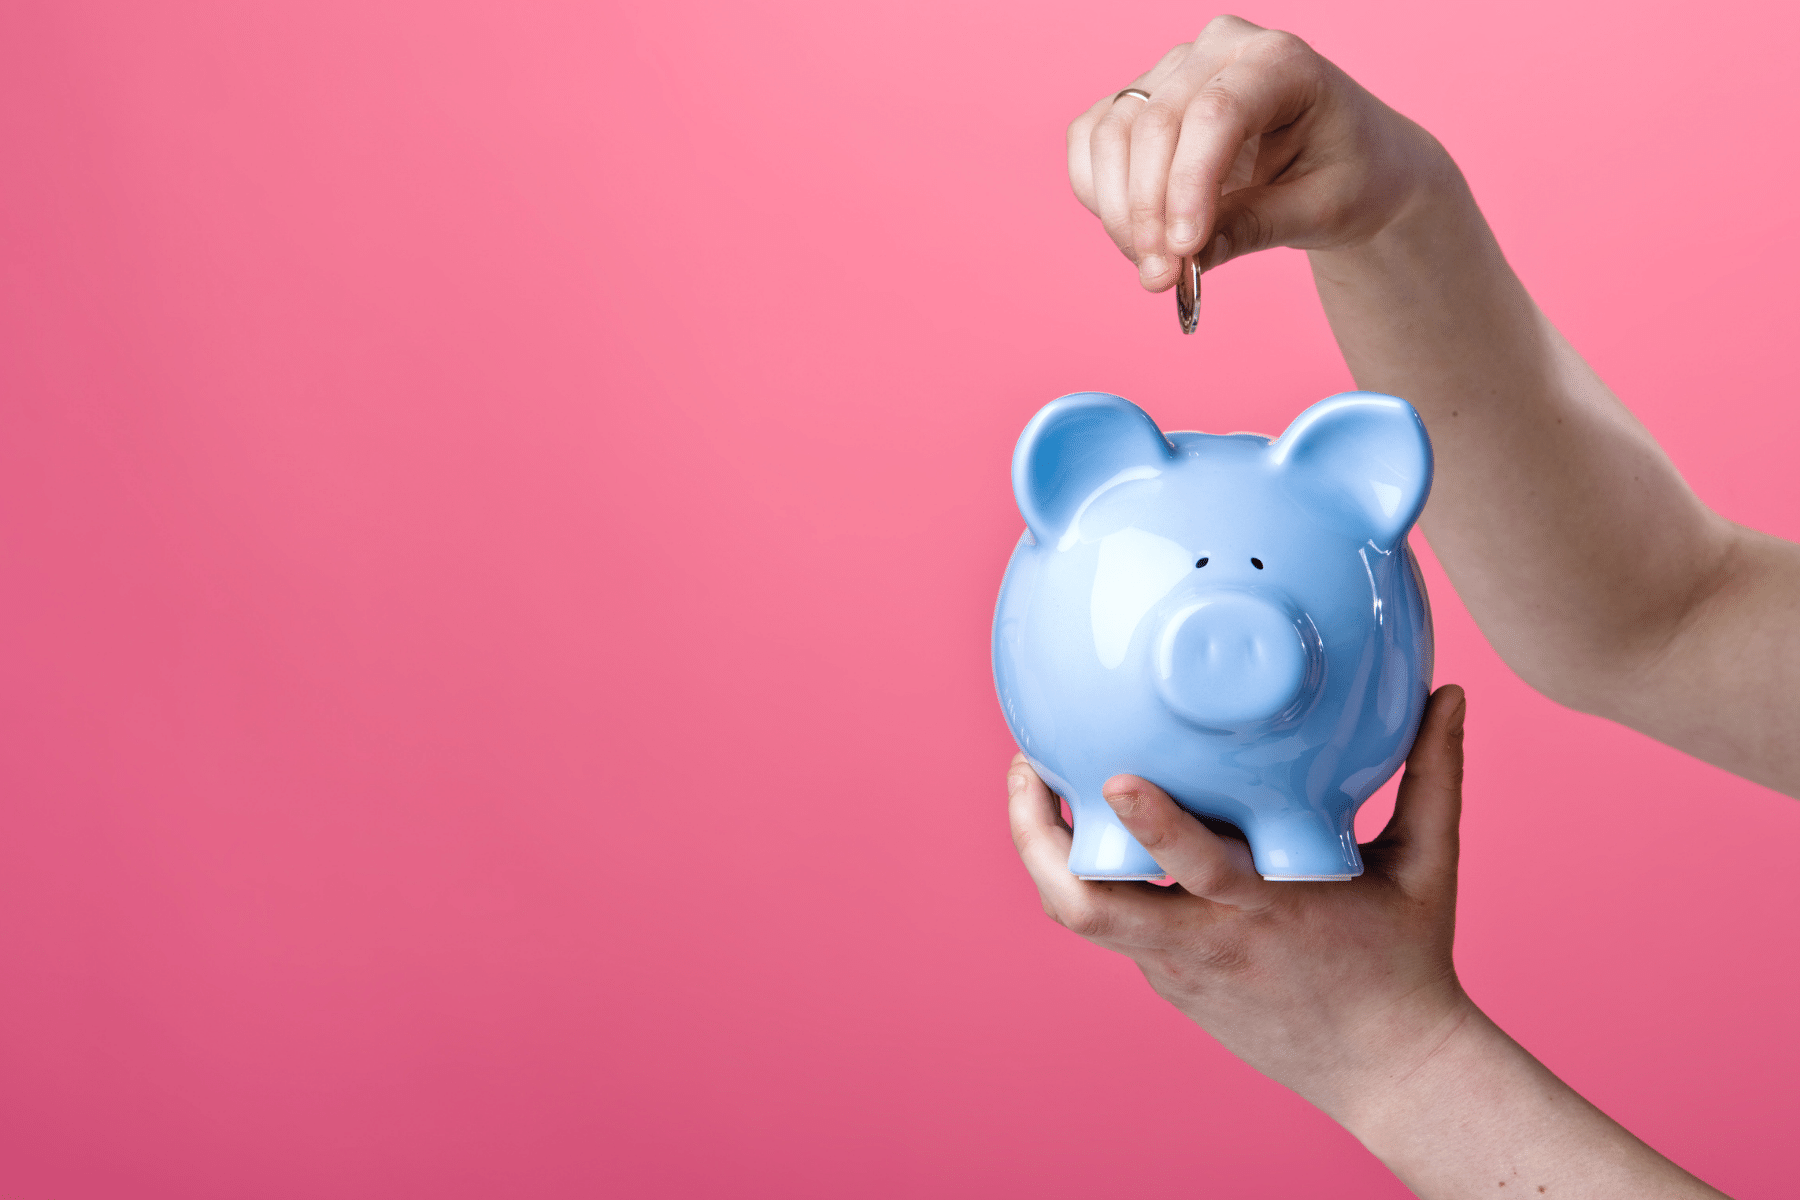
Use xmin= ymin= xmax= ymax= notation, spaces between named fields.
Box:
xmin=1075 ymin=874 xmax=1168 ymax=882
xmin=1246 ymin=814 xmax=1365 ymax=881
xmin=1064 ymin=794 xmax=1165 ymax=880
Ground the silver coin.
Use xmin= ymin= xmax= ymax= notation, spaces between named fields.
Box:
xmin=1176 ymin=255 xmax=1200 ymax=334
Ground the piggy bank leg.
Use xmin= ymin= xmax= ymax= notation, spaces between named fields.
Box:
xmin=1064 ymin=790 xmax=1167 ymax=881
xmin=1245 ymin=809 xmax=1364 ymax=881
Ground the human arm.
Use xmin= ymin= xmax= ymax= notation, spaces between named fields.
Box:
xmin=1066 ymin=17 xmax=1800 ymax=796
xmin=1008 ymin=688 xmax=1729 ymax=1198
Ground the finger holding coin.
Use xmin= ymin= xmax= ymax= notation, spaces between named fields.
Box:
xmin=1069 ymin=42 xmax=1192 ymax=264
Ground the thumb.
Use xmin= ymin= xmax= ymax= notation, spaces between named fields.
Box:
xmin=1377 ymin=685 xmax=1467 ymax=896
xmin=1200 ymin=176 xmax=1328 ymax=270
xmin=1102 ymin=775 xmax=1269 ymax=909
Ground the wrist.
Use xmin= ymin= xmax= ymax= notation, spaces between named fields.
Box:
xmin=1323 ymin=992 xmax=1496 ymax=1141
xmin=1311 ymin=132 xmax=1490 ymax=281
xmin=1288 ymin=986 xmax=1485 ymax=1132
xmin=1319 ymin=998 xmax=1727 ymax=1198
xmin=1303 ymin=145 xmax=1530 ymax=396
xmin=1329 ymin=998 xmax=1591 ymax=1190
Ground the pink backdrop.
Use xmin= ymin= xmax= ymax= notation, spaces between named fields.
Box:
xmin=3 ymin=1 xmax=1796 ymax=1195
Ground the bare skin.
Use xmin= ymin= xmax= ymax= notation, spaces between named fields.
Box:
xmin=1010 ymin=691 xmax=1727 ymax=1198
xmin=1010 ymin=14 xmax=1797 ymax=1195
xmin=1067 ymin=16 xmax=1800 ymax=796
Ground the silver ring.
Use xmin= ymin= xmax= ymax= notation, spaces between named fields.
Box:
xmin=1114 ymin=87 xmax=1152 ymax=104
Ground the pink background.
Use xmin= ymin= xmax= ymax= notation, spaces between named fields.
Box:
xmin=3 ymin=1 xmax=1797 ymax=1195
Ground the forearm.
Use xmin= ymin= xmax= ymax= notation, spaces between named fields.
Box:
xmin=1307 ymin=164 xmax=1729 ymax=711
xmin=1074 ymin=18 xmax=1800 ymax=789
xmin=1335 ymin=1001 xmax=1726 ymax=1199
xmin=1306 ymin=164 xmax=1800 ymax=793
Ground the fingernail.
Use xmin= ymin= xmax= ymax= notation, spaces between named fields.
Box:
xmin=1104 ymin=791 xmax=1145 ymax=823
xmin=1139 ymin=254 xmax=1167 ymax=280
xmin=1205 ymin=233 xmax=1229 ymax=269
xmin=1450 ymin=696 xmax=1467 ymax=734
xmin=1169 ymin=221 xmax=1195 ymax=245
xmin=1007 ymin=771 xmax=1027 ymax=796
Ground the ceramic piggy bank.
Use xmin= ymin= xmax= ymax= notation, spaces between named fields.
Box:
xmin=992 ymin=391 xmax=1434 ymax=881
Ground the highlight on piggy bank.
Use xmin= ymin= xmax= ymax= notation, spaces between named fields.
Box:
xmin=992 ymin=392 xmax=1434 ymax=882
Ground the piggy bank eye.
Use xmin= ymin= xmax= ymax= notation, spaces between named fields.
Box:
xmin=1195 ymin=557 xmax=1209 ymax=568
xmin=1251 ymin=558 xmax=1264 ymax=569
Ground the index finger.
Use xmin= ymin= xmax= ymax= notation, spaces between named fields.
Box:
xmin=1008 ymin=758 xmax=1177 ymax=945
xmin=1102 ymin=774 xmax=1272 ymax=910
xmin=1080 ymin=42 xmax=1193 ymax=260
xmin=1007 ymin=755 xmax=1077 ymax=891
xmin=1163 ymin=30 xmax=1327 ymax=258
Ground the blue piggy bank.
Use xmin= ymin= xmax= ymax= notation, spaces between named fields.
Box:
xmin=992 ymin=391 xmax=1434 ymax=881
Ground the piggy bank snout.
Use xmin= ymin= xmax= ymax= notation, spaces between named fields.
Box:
xmin=1153 ymin=594 xmax=1314 ymax=731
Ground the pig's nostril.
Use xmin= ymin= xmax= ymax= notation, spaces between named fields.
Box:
xmin=1251 ymin=558 xmax=1264 ymax=569
xmin=1195 ymin=557 xmax=1208 ymax=568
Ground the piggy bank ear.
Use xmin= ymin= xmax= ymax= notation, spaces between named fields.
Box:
xmin=1270 ymin=392 xmax=1433 ymax=551
xmin=1013 ymin=392 xmax=1174 ymax=546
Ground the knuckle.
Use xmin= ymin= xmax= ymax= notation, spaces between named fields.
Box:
xmin=1188 ymin=86 xmax=1243 ymax=128
xmin=1166 ymin=171 xmax=1210 ymax=214
xmin=1132 ymin=817 xmax=1178 ymax=853
xmin=1133 ymin=102 xmax=1183 ymax=142
xmin=1092 ymin=109 xmax=1133 ymax=146
xmin=1009 ymin=819 xmax=1043 ymax=856
xmin=1253 ymin=28 xmax=1310 ymax=60
xmin=1059 ymin=902 xmax=1112 ymax=940
xmin=1186 ymin=863 xmax=1233 ymax=897
xmin=1306 ymin=189 xmax=1352 ymax=234
xmin=1225 ymin=203 xmax=1270 ymax=251
xmin=1247 ymin=29 xmax=1326 ymax=90
xmin=1127 ymin=202 xmax=1165 ymax=233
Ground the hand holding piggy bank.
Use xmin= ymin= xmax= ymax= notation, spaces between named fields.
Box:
xmin=992 ymin=392 xmax=1434 ymax=881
